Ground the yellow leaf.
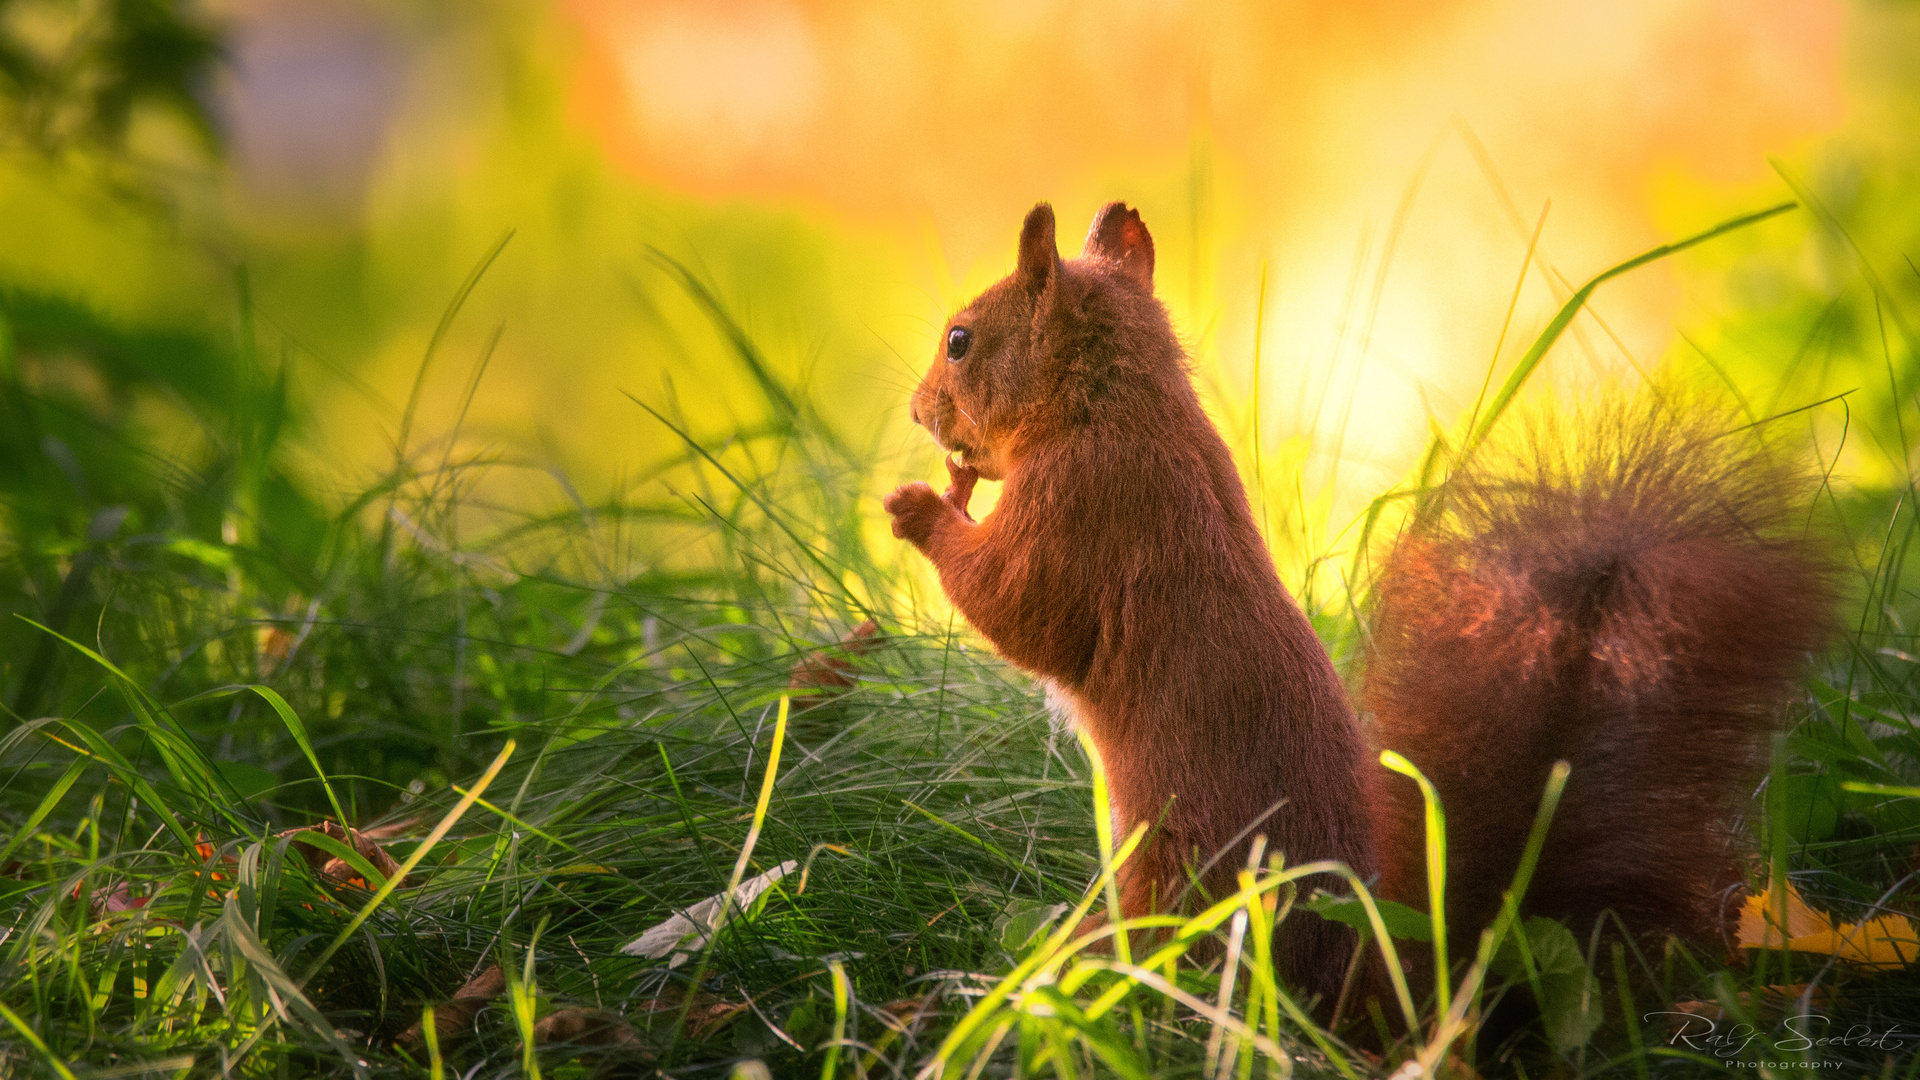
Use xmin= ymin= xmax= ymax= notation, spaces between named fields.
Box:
xmin=1737 ymin=880 xmax=1828 ymax=943
xmin=1739 ymin=882 xmax=1920 ymax=970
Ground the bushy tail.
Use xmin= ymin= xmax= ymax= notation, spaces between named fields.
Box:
xmin=1362 ymin=399 xmax=1836 ymax=952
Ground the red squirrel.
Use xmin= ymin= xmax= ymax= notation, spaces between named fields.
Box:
xmin=883 ymin=201 xmax=1832 ymax=1009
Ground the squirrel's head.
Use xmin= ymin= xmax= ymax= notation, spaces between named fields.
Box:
xmin=909 ymin=201 xmax=1167 ymax=481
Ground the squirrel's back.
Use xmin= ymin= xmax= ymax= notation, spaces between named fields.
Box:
xmin=1363 ymin=399 xmax=1835 ymax=953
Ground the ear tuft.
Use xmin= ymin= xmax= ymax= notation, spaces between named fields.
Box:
xmin=1016 ymin=203 xmax=1059 ymax=292
xmin=1081 ymin=202 xmax=1155 ymax=291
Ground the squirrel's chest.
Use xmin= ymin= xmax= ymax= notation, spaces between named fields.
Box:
xmin=1040 ymin=677 xmax=1083 ymax=734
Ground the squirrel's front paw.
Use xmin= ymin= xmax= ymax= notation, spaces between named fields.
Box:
xmin=943 ymin=456 xmax=980 ymax=521
xmin=884 ymin=482 xmax=950 ymax=543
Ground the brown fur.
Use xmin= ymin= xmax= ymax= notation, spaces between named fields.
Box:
xmin=884 ymin=201 xmax=1834 ymax=1014
xmin=885 ymin=202 xmax=1374 ymax=1004
xmin=1363 ymin=404 xmax=1834 ymax=962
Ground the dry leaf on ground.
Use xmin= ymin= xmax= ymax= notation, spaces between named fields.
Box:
xmin=632 ymin=990 xmax=749 ymax=1040
xmin=786 ymin=619 xmax=880 ymax=711
xmin=284 ymin=821 xmax=408 ymax=890
xmin=1670 ymin=983 xmax=1833 ymax=1021
xmin=618 ymin=860 xmax=798 ymax=965
xmin=397 ymin=964 xmax=506 ymax=1048
xmin=531 ymin=1007 xmax=654 ymax=1063
xmin=90 ymin=881 xmax=149 ymax=914
xmin=1738 ymin=881 xmax=1920 ymax=970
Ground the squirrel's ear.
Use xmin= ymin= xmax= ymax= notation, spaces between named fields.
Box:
xmin=1016 ymin=203 xmax=1059 ymax=293
xmin=1081 ymin=202 xmax=1154 ymax=291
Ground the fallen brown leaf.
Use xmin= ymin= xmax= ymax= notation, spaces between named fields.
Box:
xmin=873 ymin=996 xmax=932 ymax=1037
xmin=688 ymin=1001 xmax=748 ymax=1039
xmin=787 ymin=619 xmax=880 ymax=711
xmin=631 ymin=988 xmax=749 ymax=1040
xmin=90 ymin=881 xmax=149 ymax=915
xmin=284 ymin=821 xmax=409 ymax=890
xmin=397 ymin=964 xmax=506 ymax=1049
xmin=532 ymin=1008 xmax=647 ymax=1050
xmin=529 ymin=1008 xmax=654 ymax=1079
xmin=1670 ymin=983 xmax=1833 ymax=1022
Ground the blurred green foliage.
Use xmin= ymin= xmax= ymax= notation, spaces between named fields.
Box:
xmin=0 ymin=0 xmax=222 ymax=156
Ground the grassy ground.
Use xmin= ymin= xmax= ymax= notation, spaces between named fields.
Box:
xmin=5 ymin=211 xmax=1920 ymax=1080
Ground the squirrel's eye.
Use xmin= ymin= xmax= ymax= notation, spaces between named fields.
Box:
xmin=946 ymin=326 xmax=972 ymax=362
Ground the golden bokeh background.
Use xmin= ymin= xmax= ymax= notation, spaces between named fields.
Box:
xmin=8 ymin=0 xmax=1914 ymax=575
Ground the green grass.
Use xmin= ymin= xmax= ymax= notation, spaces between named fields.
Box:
xmin=6 ymin=197 xmax=1920 ymax=1080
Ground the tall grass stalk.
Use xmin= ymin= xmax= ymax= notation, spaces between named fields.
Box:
xmin=1381 ymin=750 xmax=1452 ymax=1027
xmin=824 ymin=958 xmax=851 ymax=1080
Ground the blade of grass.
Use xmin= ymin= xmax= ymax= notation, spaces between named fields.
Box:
xmin=246 ymin=685 xmax=348 ymax=827
xmin=1239 ymin=865 xmax=1359 ymax=1080
xmin=1381 ymin=750 xmax=1450 ymax=1027
xmin=221 ymin=899 xmax=370 ymax=1080
xmin=394 ymin=230 xmax=514 ymax=465
xmin=918 ymin=824 xmax=1149 ymax=1079
xmin=511 ymin=915 xmax=549 ymax=1080
xmin=1462 ymin=200 xmax=1551 ymax=451
xmin=1459 ymin=201 xmax=1798 ymax=461
xmin=1203 ymin=893 xmax=1249 ymax=1078
xmin=16 ymin=618 xmax=243 ymax=818
xmin=285 ymin=829 xmax=391 ymax=890
xmin=0 ymin=757 xmax=85 ymax=868
xmin=1614 ymin=941 xmax=1649 ymax=1080
xmin=1077 ymin=730 xmax=1131 ymax=967
xmin=657 ymin=740 xmax=731 ymax=895
xmin=723 ymin=695 xmax=789 ymax=929
xmin=35 ymin=718 xmax=196 ymax=849
xmin=423 ymin=1004 xmax=445 ymax=1080
xmin=450 ymin=785 xmax=580 ymax=853
xmin=823 ymin=958 xmax=850 ymax=1080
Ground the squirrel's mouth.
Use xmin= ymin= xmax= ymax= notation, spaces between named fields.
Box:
xmin=945 ymin=435 xmax=984 ymax=468
xmin=947 ymin=438 xmax=1002 ymax=481
xmin=916 ymin=392 xmax=992 ymax=473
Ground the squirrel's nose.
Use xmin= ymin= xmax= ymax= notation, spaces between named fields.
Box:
xmin=909 ymin=400 xmax=921 ymax=425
